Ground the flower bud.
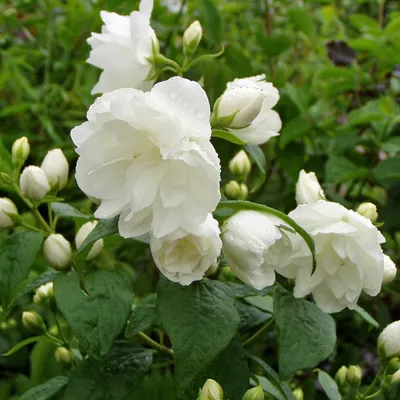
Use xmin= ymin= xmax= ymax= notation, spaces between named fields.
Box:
xmin=12 ymin=136 xmax=30 ymax=166
xmin=229 ymin=150 xmax=252 ymax=181
xmin=356 ymin=202 xmax=378 ymax=222
xmin=219 ymin=266 xmax=236 ymax=282
xmin=383 ymin=255 xmax=397 ymax=284
xmin=33 ymin=282 xmax=54 ymax=304
xmin=55 ymin=347 xmax=73 ymax=367
xmin=242 ymin=386 xmax=264 ymax=400
xmin=382 ymin=375 xmax=394 ymax=390
xmin=41 ymin=149 xmax=69 ymax=191
xmin=200 ymin=379 xmax=223 ymax=400
xmin=387 ymin=357 xmax=400 ymax=373
xmin=0 ymin=198 xmax=19 ymax=228
xmin=335 ymin=366 xmax=348 ymax=388
xmin=75 ymin=221 xmax=104 ymax=260
xmin=43 ymin=234 xmax=72 ymax=270
xmin=296 ymin=170 xmax=326 ymax=205
xmin=378 ymin=320 xmax=400 ymax=359
xmin=224 ymin=181 xmax=248 ymax=200
xmin=22 ymin=311 xmax=46 ymax=334
xmin=292 ymin=388 xmax=304 ymax=400
xmin=183 ymin=21 xmax=202 ymax=56
xmin=392 ymin=369 xmax=400 ymax=385
xmin=346 ymin=365 xmax=362 ymax=387
xmin=20 ymin=166 xmax=50 ymax=201
xmin=206 ymin=260 xmax=219 ymax=276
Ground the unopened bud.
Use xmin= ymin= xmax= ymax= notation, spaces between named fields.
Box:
xmin=206 ymin=260 xmax=219 ymax=276
xmin=183 ymin=21 xmax=202 ymax=56
xmin=12 ymin=137 xmax=30 ymax=167
xmin=43 ymin=234 xmax=72 ymax=270
xmin=346 ymin=365 xmax=362 ymax=387
xmin=382 ymin=375 xmax=394 ymax=390
xmin=229 ymin=150 xmax=252 ymax=180
xmin=357 ymin=202 xmax=378 ymax=223
xmin=292 ymin=388 xmax=304 ymax=400
xmin=225 ymin=181 xmax=248 ymax=200
xmin=22 ymin=311 xmax=46 ymax=334
xmin=242 ymin=386 xmax=264 ymax=400
xmin=0 ymin=198 xmax=19 ymax=228
xmin=392 ymin=369 xmax=400 ymax=385
xmin=387 ymin=357 xmax=400 ymax=373
xmin=219 ymin=266 xmax=236 ymax=282
xmin=383 ymin=255 xmax=397 ymax=285
xmin=20 ymin=166 xmax=50 ymax=201
xmin=33 ymin=282 xmax=54 ymax=304
xmin=200 ymin=379 xmax=223 ymax=400
xmin=41 ymin=149 xmax=69 ymax=191
xmin=335 ymin=366 xmax=348 ymax=388
xmin=55 ymin=347 xmax=73 ymax=367
xmin=75 ymin=221 xmax=104 ymax=260
xmin=296 ymin=170 xmax=326 ymax=205
xmin=378 ymin=320 xmax=400 ymax=359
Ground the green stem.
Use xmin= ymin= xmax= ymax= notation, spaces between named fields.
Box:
xmin=243 ymin=318 xmax=274 ymax=347
xmin=20 ymin=222 xmax=49 ymax=235
xmin=137 ymin=332 xmax=174 ymax=359
xmin=32 ymin=208 xmax=53 ymax=234
xmin=44 ymin=331 xmax=64 ymax=346
xmin=365 ymin=389 xmax=382 ymax=399
xmin=362 ymin=363 xmax=386 ymax=397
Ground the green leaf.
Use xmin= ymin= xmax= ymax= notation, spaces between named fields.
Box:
xmin=373 ymin=156 xmax=400 ymax=185
xmin=212 ymin=129 xmax=247 ymax=145
xmin=3 ymin=336 xmax=51 ymax=357
xmin=381 ymin=137 xmax=400 ymax=155
xmin=274 ymin=286 xmax=336 ymax=379
xmin=202 ymin=0 xmax=224 ymax=44
xmin=157 ymin=279 xmax=240 ymax=394
xmin=255 ymin=376 xmax=287 ymax=400
xmin=64 ymin=343 xmax=153 ymax=400
xmin=245 ymin=295 xmax=274 ymax=313
xmin=77 ymin=216 xmax=119 ymax=257
xmin=54 ymin=270 xmax=132 ymax=359
xmin=325 ymin=155 xmax=367 ymax=184
xmin=0 ymin=231 xmax=43 ymax=310
xmin=279 ymin=116 xmax=310 ymax=149
xmin=125 ymin=294 xmax=161 ymax=338
xmin=245 ymin=144 xmax=267 ymax=192
xmin=0 ymin=137 xmax=12 ymax=176
xmin=285 ymin=83 xmax=312 ymax=113
xmin=354 ymin=305 xmax=379 ymax=328
xmin=349 ymin=14 xmax=380 ymax=34
xmin=259 ymin=34 xmax=292 ymax=56
xmin=287 ymin=7 xmax=316 ymax=37
xmin=317 ymin=369 xmax=341 ymax=400
xmin=19 ymin=376 xmax=69 ymax=400
xmin=235 ymin=298 xmax=271 ymax=332
xmin=216 ymin=201 xmax=317 ymax=274
xmin=51 ymin=202 xmax=92 ymax=219
xmin=384 ymin=16 xmax=400 ymax=36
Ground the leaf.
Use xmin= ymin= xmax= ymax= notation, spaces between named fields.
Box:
xmin=325 ymin=155 xmax=367 ymax=184
xmin=279 ymin=116 xmax=310 ymax=149
xmin=51 ymin=202 xmax=92 ymax=219
xmin=64 ymin=343 xmax=153 ymax=400
xmin=54 ymin=270 xmax=132 ymax=359
xmin=11 ymin=270 xmax=59 ymax=306
xmin=245 ymin=144 xmax=266 ymax=192
xmin=373 ymin=156 xmax=400 ymax=185
xmin=125 ymin=294 xmax=161 ymax=338
xmin=212 ymin=129 xmax=247 ymax=145
xmin=202 ymin=0 xmax=223 ymax=44
xmin=354 ymin=305 xmax=379 ymax=328
xmin=285 ymin=83 xmax=312 ymax=113
xmin=349 ymin=14 xmax=380 ymax=34
xmin=19 ymin=376 xmax=69 ymax=400
xmin=0 ymin=137 xmax=12 ymax=176
xmin=225 ymin=282 xmax=273 ymax=298
xmin=273 ymin=286 xmax=336 ymax=379
xmin=255 ymin=376 xmax=287 ymax=400
xmin=317 ymin=369 xmax=341 ymax=400
xmin=245 ymin=295 xmax=274 ymax=313
xmin=157 ymin=279 xmax=240 ymax=394
xmin=381 ymin=137 xmax=400 ymax=156
xmin=188 ymin=336 xmax=249 ymax=400
xmin=77 ymin=216 xmax=119 ymax=257
xmin=3 ymin=336 xmax=51 ymax=356
xmin=0 ymin=231 xmax=43 ymax=310
xmin=235 ymin=299 xmax=272 ymax=332
xmin=287 ymin=7 xmax=316 ymax=37
xmin=259 ymin=34 xmax=292 ymax=57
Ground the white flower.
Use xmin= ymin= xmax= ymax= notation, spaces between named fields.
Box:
xmin=43 ymin=234 xmax=72 ymax=270
xmin=20 ymin=166 xmax=50 ymax=201
xmin=183 ymin=21 xmax=202 ymax=55
xmin=75 ymin=221 xmax=104 ymax=260
xmin=214 ymin=74 xmax=281 ymax=145
xmin=221 ymin=210 xmax=293 ymax=290
xmin=378 ymin=320 xmax=400 ymax=358
xmin=0 ymin=198 xmax=18 ymax=228
xmin=284 ymin=201 xmax=385 ymax=313
xmin=296 ymin=170 xmax=326 ymax=205
xmin=200 ymin=379 xmax=224 ymax=400
xmin=11 ymin=136 xmax=30 ymax=166
xmin=383 ymin=255 xmax=397 ymax=284
xmin=229 ymin=150 xmax=252 ymax=179
xmin=87 ymin=0 xmax=157 ymax=94
xmin=71 ymin=77 xmax=220 ymax=239
xmin=41 ymin=149 xmax=69 ymax=190
xmin=150 ymin=214 xmax=222 ymax=285
xmin=392 ymin=369 xmax=400 ymax=384
xmin=33 ymin=282 xmax=54 ymax=304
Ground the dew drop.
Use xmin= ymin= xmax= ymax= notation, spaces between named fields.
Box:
xmin=195 ymin=109 xmax=206 ymax=120
xmin=183 ymin=101 xmax=190 ymax=109
xmin=169 ymin=91 xmax=179 ymax=100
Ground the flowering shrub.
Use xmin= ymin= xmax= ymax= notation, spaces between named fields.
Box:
xmin=1 ymin=1 xmax=400 ymax=399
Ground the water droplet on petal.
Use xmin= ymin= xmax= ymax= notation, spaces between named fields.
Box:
xmin=195 ymin=109 xmax=206 ymax=120
xmin=169 ymin=91 xmax=179 ymax=100
xmin=183 ymin=101 xmax=190 ymax=109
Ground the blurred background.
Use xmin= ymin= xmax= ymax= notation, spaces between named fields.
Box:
xmin=1 ymin=0 xmax=400 ymax=398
